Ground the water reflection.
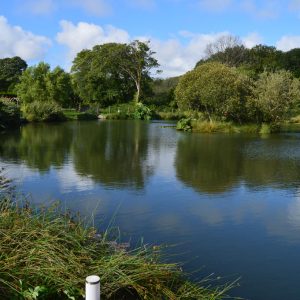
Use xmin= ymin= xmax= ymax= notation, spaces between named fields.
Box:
xmin=72 ymin=121 xmax=152 ymax=189
xmin=175 ymin=133 xmax=300 ymax=194
xmin=2 ymin=122 xmax=300 ymax=299
xmin=0 ymin=121 xmax=153 ymax=190
xmin=0 ymin=123 xmax=73 ymax=171
xmin=175 ymin=134 xmax=243 ymax=193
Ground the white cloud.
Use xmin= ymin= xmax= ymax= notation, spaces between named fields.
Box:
xmin=276 ymin=35 xmax=300 ymax=51
xmin=56 ymin=20 xmax=264 ymax=77
xmin=242 ymin=32 xmax=263 ymax=48
xmin=0 ymin=16 xmax=51 ymax=61
xmin=56 ymin=20 xmax=230 ymax=76
xmin=150 ymin=31 xmax=231 ymax=77
xmin=56 ymin=20 xmax=130 ymax=61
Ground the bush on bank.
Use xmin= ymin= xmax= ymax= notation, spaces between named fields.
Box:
xmin=22 ymin=101 xmax=65 ymax=122
xmin=0 ymin=98 xmax=21 ymax=128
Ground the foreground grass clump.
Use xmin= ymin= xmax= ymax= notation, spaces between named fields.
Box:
xmin=0 ymin=196 xmax=235 ymax=300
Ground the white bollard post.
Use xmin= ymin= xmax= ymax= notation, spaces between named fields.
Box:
xmin=86 ymin=275 xmax=100 ymax=300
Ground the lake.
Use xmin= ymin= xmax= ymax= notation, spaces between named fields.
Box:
xmin=1 ymin=120 xmax=300 ymax=299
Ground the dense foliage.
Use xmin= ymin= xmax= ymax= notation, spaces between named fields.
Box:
xmin=14 ymin=63 xmax=73 ymax=121
xmin=176 ymin=61 xmax=300 ymax=126
xmin=1 ymin=37 xmax=300 ymax=128
xmin=0 ymin=98 xmax=20 ymax=128
xmin=175 ymin=62 xmax=251 ymax=123
xmin=249 ymin=70 xmax=300 ymax=123
xmin=197 ymin=36 xmax=300 ymax=79
xmin=144 ymin=76 xmax=179 ymax=108
xmin=0 ymin=56 xmax=27 ymax=93
xmin=71 ymin=45 xmax=136 ymax=108
xmin=16 ymin=62 xmax=73 ymax=107
xmin=22 ymin=101 xmax=65 ymax=122
xmin=72 ymin=41 xmax=159 ymax=107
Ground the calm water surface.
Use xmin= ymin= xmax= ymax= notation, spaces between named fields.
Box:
xmin=1 ymin=120 xmax=300 ymax=299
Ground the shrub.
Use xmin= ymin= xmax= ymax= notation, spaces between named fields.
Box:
xmin=0 ymin=98 xmax=21 ymax=128
xmin=249 ymin=70 xmax=300 ymax=124
xmin=176 ymin=118 xmax=192 ymax=131
xmin=132 ymin=103 xmax=153 ymax=120
xmin=156 ymin=111 xmax=185 ymax=120
xmin=104 ymin=112 xmax=130 ymax=120
xmin=22 ymin=101 xmax=65 ymax=122
xmin=77 ymin=112 xmax=98 ymax=120
xmin=175 ymin=62 xmax=252 ymax=123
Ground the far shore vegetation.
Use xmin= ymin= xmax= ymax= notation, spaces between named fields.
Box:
xmin=1 ymin=35 xmax=300 ymax=133
xmin=0 ymin=171 xmax=236 ymax=300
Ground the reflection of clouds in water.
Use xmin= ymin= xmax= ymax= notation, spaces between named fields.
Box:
xmin=188 ymin=198 xmax=225 ymax=225
xmin=186 ymin=187 xmax=267 ymax=226
xmin=147 ymin=126 xmax=177 ymax=180
xmin=182 ymin=186 xmax=300 ymax=243
xmin=0 ymin=161 xmax=38 ymax=183
xmin=147 ymin=145 xmax=176 ymax=182
xmin=57 ymin=163 xmax=95 ymax=193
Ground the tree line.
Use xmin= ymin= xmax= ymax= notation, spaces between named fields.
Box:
xmin=1 ymin=35 xmax=300 ymax=128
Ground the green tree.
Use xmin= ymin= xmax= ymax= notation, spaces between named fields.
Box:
xmin=16 ymin=62 xmax=50 ymax=103
xmin=246 ymin=45 xmax=283 ymax=75
xmin=196 ymin=35 xmax=249 ymax=68
xmin=16 ymin=62 xmax=73 ymax=107
xmin=72 ymin=45 xmax=136 ymax=108
xmin=197 ymin=45 xmax=249 ymax=68
xmin=175 ymin=62 xmax=251 ymax=122
xmin=48 ymin=66 xmax=74 ymax=107
xmin=281 ymin=48 xmax=300 ymax=78
xmin=249 ymin=70 xmax=300 ymax=124
xmin=0 ymin=98 xmax=20 ymax=128
xmin=0 ymin=57 xmax=27 ymax=93
xmin=115 ymin=40 xmax=160 ymax=102
xmin=71 ymin=41 xmax=159 ymax=106
xmin=144 ymin=76 xmax=180 ymax=107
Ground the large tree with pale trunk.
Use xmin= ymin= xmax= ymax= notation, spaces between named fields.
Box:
xmin=71 ymin=40 xmax=160 ymax=106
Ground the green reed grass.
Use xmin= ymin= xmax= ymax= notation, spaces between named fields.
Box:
xmin=0 ymin=172 xmax=238 ymax=299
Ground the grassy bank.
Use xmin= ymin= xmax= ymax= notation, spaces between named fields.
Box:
xmin=191 ymin=120 xmax=265 ymax=134
xmin=176 ymin=119 xmax=300 ymax=134
xmin=63 ymin=109 xmax=98 ymax=121
xmin=0 ymin=187 xmax=236 ymax=299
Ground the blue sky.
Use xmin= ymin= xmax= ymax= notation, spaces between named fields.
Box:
xmin=1 ymin=0 xmax=300 ymax=77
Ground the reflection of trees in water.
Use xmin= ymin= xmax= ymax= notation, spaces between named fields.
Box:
xmin=243 ymin=138 xmax=300 ymax=189
xmin=0 ymin=121 xmax=152 ymax=190
xmin=2 ymin=121 xmax=300 ymax=194
xmin=0 ymin=123 xmax=73 ymax=171
xmin=72 ymin=121 xmax=151 ymax=189
xmin=176 ymin=134 xmax=300 ymax=194
xmin=176 ymin=134 xmax=243 ymax=194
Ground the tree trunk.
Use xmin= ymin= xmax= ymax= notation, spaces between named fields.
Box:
xmin=134 ymin=81 xmax=141 ymax=103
